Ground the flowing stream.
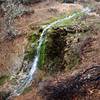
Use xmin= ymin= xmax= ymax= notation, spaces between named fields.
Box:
xmin=11 ymin=7 xmax=91 ymax=97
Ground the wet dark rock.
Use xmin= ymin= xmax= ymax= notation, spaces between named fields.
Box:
xmin=45 ymin=27 xmax=66 ymax=73
xmin=43 ymin=24 xmax=92 ymax=73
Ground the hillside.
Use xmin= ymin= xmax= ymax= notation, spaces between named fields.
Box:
xmin=0 ymin=0 xmax=100 ymax=100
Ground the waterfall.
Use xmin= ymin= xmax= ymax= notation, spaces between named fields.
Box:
xmin=11 ymin=7 xmax=91 ymax=96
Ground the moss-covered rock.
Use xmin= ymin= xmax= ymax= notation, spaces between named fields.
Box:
xmin=42 ymin=23 xmax=91 ymax=74
xmin=24 ymin=32 xmax=40 ymax=61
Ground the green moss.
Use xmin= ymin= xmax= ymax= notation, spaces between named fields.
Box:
xmin=0 ymin=75 xmax=9 ymax=86
xmin=38 ymin=40 xmax=46 ymax=70
xmin=45 ymin=10 xmax=84 ymax=26
xmin=25 ymin=30 xmax=46 ymax=68
xmin=24 ymin=48 xmax=36 ymax=61
xmin=55 ymin=17 xmax=76 ymax=28
xmin=28 ymin=32 xmax=38 ymax=42
xmin=25 ymin=32 xmax=39 ymax=61
xmin=42 ymin=13 xmax=67 ymax=25
xmin=22 ymin=86 xmax=32 ymax=94
xmin=48 ymin=12 xmax=84 ymax=30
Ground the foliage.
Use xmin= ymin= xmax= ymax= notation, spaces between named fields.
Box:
xmin=38 ymin=40 xmax=46 ymax=70
xmin=24 ymin=48 xmax=36 ymax=61
xmin=24 ymin=32 xmax=38 ymax=61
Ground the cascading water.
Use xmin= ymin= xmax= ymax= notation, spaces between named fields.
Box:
xmin=12 ymin=13 xmax=76 ymax=96
xmin=10 ymin=7 xmax=91 ymax=97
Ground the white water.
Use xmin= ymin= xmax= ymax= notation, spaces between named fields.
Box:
xmin=11 ymin=7 xmax=91 ymax=96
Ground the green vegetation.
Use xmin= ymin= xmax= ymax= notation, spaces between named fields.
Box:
xmin=0 ymin=75 xmax=9 ymax=86
xmin=24 ymin=30 xmax=46 ymax=69
xmin=24 ymin=47 xmax=36 ymax=61
xmin=43 ymin=10 xmax=85 ymax=27
xmin=24 ymin=32 xmax=39 ymax=61
xmin=38 ymin=40 xmax=46 ymax=69
xmin=28 ymin=32 xmax=37 ymax=42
